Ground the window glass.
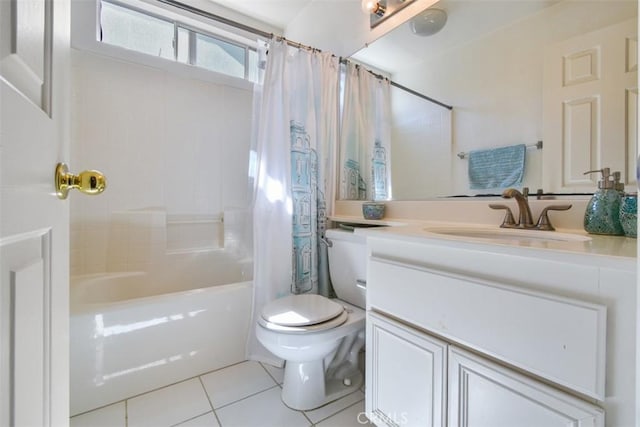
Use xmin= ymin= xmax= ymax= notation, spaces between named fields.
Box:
xmin=101 ymin=1 xmax=175 ymax=60
xmin=194 ymin=33 xmax=245 ymax=79
xmin=177 ymin=27 xmax=190 ymax=64
xmin=98 ymin=1 xmax=259 ymax=81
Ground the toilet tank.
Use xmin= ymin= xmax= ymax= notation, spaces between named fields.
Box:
xmin=326 ymin=228 xmax=367 ymax=309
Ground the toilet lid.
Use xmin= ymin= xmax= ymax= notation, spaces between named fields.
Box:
xmin=261 ymin=294 xmax=345 ymax=327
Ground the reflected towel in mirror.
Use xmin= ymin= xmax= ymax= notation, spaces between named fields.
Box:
xmin=468 ymin=144 xmax=526 ymax=190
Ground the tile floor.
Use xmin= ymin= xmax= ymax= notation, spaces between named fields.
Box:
xmin=70 ymin=361 xmax=371 ymax=427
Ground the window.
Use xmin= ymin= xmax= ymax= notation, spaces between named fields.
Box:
xmin=100 ymin=1 xmax=175 ymax=60
xmin=99 ymin=0 xmax=259 ymax=81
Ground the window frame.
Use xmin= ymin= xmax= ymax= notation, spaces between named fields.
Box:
xmin=71 ymin=0 xmax=260 ymax=89
xmin=100 ymin=0 xmax=257 ymax=81
xmin=175 ymin=22 xmax=256 ymax=81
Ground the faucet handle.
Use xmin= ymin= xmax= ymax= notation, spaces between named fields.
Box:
xmin=535 ymin=204 xmax=572 ymax=231
xmin=489 ymin=204 xmax=517 ymax=228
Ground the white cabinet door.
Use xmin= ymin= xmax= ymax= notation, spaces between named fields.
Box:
xmin=366 ymin=312 xmax=447 ymax=427
xmin=448 ymin=346 xmax=604 ymax=427
xmin=1 ymin=0 xmax=71 ymax=425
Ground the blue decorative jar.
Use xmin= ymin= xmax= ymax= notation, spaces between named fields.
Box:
xmin=619 ymin=194 xmax=637 ymax=238
xmin=362 ymin=202 xmax=385 ymax=220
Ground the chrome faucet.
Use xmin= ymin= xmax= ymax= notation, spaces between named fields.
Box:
xmin=502 ymin=187 xmax=534 ymax=228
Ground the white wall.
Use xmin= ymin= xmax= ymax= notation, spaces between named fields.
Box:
xmin=70 ymin=49 xmax=253 ymax=276
xmin=390 ymin=88 xmax=452 ymax=198
xmin=393 ymin=0 xmax=637 ymax=196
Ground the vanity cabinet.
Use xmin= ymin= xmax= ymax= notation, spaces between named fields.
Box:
xmin=448 ymin=346 xmax=603 ymax=427
xmin=367 ymin=312 xmax=446 ymax=427
xmin=364 ymin=232 xmax=636 ymax=427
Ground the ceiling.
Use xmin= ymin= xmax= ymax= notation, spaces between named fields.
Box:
xmin=206 ymin=0 xmax=313 ymax=31
xmin=208 ymin=0 xmax=562 ymax=75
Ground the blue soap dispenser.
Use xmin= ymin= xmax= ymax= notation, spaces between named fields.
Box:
xmin=583 ymin=168 xmax=624 ymax=235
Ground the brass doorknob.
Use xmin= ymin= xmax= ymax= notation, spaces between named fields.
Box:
xmin=55 ymin=163 xmax=106 ymax=199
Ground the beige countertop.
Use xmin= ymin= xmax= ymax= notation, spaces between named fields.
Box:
xmin=331 ymin=216 xmax=637 ymax=270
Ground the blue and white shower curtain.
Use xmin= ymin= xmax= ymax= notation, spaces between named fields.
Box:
xmin=247 ymin=40 xmax=339 ymax=365
xmin=339 ymin=62 xmax=392 ymax=201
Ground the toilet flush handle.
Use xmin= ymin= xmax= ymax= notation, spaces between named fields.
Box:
xmin=356 ymin=279 xmax=367 ymax=290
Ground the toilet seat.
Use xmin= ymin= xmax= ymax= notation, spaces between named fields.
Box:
xmin=259 ymin=294 xmax=348 ymax=333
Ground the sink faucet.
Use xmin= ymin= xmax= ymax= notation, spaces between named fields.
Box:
xmin=490 ymin=187 xmax=573 ymax=230
xmin=502 ymin=187 xmax=534 ymax=228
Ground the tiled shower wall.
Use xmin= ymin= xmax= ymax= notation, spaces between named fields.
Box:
xmin=70 ymin=49 xmax=253 ymax=276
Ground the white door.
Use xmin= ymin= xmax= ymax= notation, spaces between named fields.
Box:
xmin=1 ymin=0 xmax=71 ymax=425
xmin=366 ymin=311 xmax=447 ymax=427
xmin=542 ymin=18 xmax=638 ymax=192
xmin=448 ymin=346 xmax=604 ymax=427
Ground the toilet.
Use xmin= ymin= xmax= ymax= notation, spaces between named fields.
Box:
xmin=255 ymin=228 xmax=367 ymax=410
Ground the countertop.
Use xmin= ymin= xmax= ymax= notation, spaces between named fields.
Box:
xmin=330 ymin=215 xmax=637 ymax=270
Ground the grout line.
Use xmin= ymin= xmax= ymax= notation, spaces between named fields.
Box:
xmin=74 ymin=360 xmax=255 ymax=418
xmin=198 ymin=376 xmax=224 ymax=427
xmin=214 ymin=384 xmax=281 ymax=410
xmin=169 ymin=410 xmax=216 ymax=427
xmin=310 ymin=397 xmax=366 ymax=426
xmin=258 ymin=361 xmax=282 ymax=386
xmin=70 ymin=399 xmax=128 ymax=419
xmin=197 ymin=359 xmax=253 ymax=378
xmin=73 ymin=360 xmax=285 ymax=426
xmin=301 ymin=410 xmax=314 ymax=426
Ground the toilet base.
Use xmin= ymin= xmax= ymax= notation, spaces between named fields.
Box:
xmin=281 ymin=359 xmax=363 ymax=411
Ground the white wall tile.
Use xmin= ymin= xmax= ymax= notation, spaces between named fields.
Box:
xmin=70 ymin=49 xmax=252 ymax=275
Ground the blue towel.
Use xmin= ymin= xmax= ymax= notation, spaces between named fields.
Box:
xmin=468 ymin=144 xmax=526 ymax=190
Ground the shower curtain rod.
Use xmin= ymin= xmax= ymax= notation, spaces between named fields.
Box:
xmin=156 ymin=0 xmax=454 ymax=111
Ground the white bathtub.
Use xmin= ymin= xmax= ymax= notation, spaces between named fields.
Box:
xmin=70 ymin=270 xmax=253 ymax=415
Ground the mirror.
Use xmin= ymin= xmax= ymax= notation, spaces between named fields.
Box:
xmin=348 ymin=0 xmax=638 ymax=200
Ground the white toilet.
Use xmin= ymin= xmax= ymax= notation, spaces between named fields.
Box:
xmin=256 ymin=228 xmax=367 ymax=410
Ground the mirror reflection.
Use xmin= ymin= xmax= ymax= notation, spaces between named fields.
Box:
xmin=349 ymin=0 xmax=638 ymax=200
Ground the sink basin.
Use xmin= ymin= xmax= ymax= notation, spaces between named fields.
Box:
xmin=424 ymin=227 xmax=592 ymax=243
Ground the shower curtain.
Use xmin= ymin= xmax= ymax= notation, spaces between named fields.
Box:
xmin=247 ymin=40 xmax=339 ymax=365
xmin=339 ymin=62 xmax=392 ymax=201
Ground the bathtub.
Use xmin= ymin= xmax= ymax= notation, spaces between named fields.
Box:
xmin=70 ymin=270 xmax=253 ymax=415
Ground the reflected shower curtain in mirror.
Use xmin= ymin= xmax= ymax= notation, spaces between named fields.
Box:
xmin=246 ymin=40 xmax=339 ymax=365
xmin=339 ymin=63 xmax=392 ymax=201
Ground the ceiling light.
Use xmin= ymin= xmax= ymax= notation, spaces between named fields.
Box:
xmin=410 ymin=8 xmax=447 ymax=36
xmin=363 ymin=0 xmax=418 ymax=29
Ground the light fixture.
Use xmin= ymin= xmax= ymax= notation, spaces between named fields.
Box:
xmin=362 ymin=0 xmax=386 ymax=17
xmin=410 ymin=8 xmax=447 ymax=36
xmin=363 ymin=0 xmax=417 ymax=28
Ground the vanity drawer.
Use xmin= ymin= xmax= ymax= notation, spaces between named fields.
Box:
xmin=368 ymin=255 xmax=607 ymax=400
